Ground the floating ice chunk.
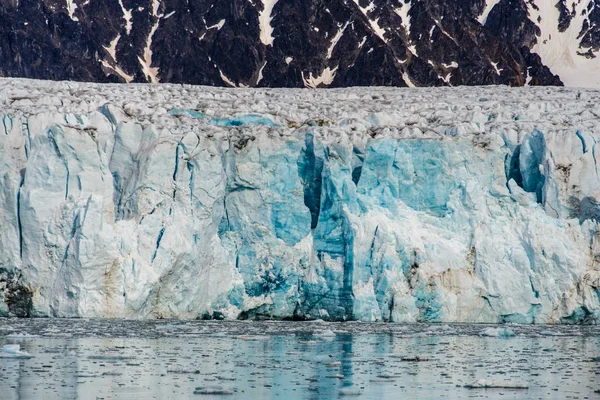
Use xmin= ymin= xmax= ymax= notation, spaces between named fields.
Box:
xmin=400 ymin=356 xmax=429 ymax=362
xmin=0 ymin=344 xmax=34 ymax=359
xmin=88 ymin=355 xmax=135 ymax=360
xmin=2 ymin=344 xmax=20 ymax=354
xmin=298 ymin=340 xmax=318 ymax=345
xmin=479 ymin=327 xmax=516 ymax=338
xmin=167 ymin=366 xmax=200 ymax=374
xmin=102 ymin=372 xmax=123 ymax=376
xmin=5 ymin=332 xmax=40 ymax=339
xmin=465 ymin=379 xmax=528 ymax=389
xmin=194 ymin=385 xmax=233 ymax=395
xmin=215 ymin=375 xmax=236 ymax=381
xmin=339 ymin=388 xmax=362 ymax=396
xmin=314 ymin=329 xmax=336 ymax=338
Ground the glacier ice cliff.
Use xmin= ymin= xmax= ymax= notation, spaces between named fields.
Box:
xmin=0 ymin=78 xmax=599 ymax=323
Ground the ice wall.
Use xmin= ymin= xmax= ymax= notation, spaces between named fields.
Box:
xmin=0 ymin=79 xmax=599 ymax=323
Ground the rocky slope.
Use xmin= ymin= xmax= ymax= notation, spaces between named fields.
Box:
xmin=1 ymin=0 xmax=599 ymax=87
xmin=0 ymin=78 xmax=599 ymax=322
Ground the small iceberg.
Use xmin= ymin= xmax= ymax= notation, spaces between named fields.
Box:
xmin=313 ymin=329 xmax=336 ymax=338
xmin=5 ymin=332 xmax=40 ymax=339
xmin=399 ymin=356 xmax=429 ymax=362
xmin=167 ymin=366 xmax=200 ymax=374
xmin=465 ymin=379 xmax=528 ymax=389
xmin=0 ymin=344 xmax=34 ymax=359
xmin=339 ymin=388 xmax=362 ymax=396
xmin=479 ymin=327 xmax=516 ymax=338
xmin=194 ymin=385 xmax=233 ymax=395
xmin=88 ymin=354 xmax=135 ymax=361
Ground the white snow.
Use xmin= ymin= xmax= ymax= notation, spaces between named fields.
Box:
xmin=301 ymin=67 xmax=338 ymax=88
xmin=491 ymin=61 xmax=503 ymax=75
xmin=478 ymin=0 xmax=501 ymax=25
xmin=118 ymin=0 xmax=133 ymax=35
xmin=353 ymin=0 xmax=388 ymax=43
xmin=151 ymin=0 xmax=160 ymax=17
xmin=363 ymin=2 xmax=375 ymax=13
xmin=525 ymin=67 xmax=533 ymax=86
xmin=256 ymin=61 xmax=267 ymax=85
xmin=402 ymin=71 xmax=415 ymax=87
xmin=219 ymin=69 xmax=249 ymax=88
xmin=100 ymin=60 xmax=134 ymax=84
xmin=138 ymin=22 xmax=160 ymax=83
xmin=219 ymin=69 xmax=235 ymax=87
xmin=394 ymin=1 xmax=412 ymax=36
xmin=527 ymin=0 xmax=600 ymax=88
xmin=327 ymin=22 xmax=350 ymax=59
xmin=207 ymin=19 xmax=225 ymax=31
xmin=258 ymin=0 xmax=279 ymax=46
xmin=101 ymin=35 xmax=134 ymax=83
xmin=442 ymin=61 xmax=458 ymax=69
xmin=66 ymin=0 xmax=78 ymax=21
xmin=441 ymin=72 xmax=452 ymax=84
xmin=103 ymin=35 xmax=120 ymax=63
xmin=138 ymin=3 xmax=165 ymax=84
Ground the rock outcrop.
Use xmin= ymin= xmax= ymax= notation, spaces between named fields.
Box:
xmin=1 ymin=0 xmax=599 ymax=87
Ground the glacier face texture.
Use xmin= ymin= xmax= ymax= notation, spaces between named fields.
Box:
xmin=1 ymin=78 xmax=600 ymax=323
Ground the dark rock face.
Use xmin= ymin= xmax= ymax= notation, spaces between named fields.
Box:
xmin=0 ymin=0 xmax=597 ymax=87
xmin=1 ymin=268 xmax=33 ymax=317
xmin=579 ymin=0 xmax=600 ymax=53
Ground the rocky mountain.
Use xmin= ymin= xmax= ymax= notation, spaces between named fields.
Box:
xmin=0 ymin=0 xmax=599 ymax=88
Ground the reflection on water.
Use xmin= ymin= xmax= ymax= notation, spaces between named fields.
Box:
xmin=0 ymin=320 xmax=599 ymax=400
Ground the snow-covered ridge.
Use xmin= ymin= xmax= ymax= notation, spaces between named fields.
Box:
xmin=0 ymin=78 xmax=599 ymax=323
xmin=526 ymin=0 xmax=600 ymax=88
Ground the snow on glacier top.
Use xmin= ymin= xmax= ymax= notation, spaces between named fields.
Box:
xmin=1 ymin=78 xmax=599 ymax=144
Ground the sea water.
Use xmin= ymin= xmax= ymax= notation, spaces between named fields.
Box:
xmin=0 ymin=319 xmax=599 ymax=399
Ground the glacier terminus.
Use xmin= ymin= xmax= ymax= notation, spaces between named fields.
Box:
xmin=0 ymin=78 xmax=599 ymax=324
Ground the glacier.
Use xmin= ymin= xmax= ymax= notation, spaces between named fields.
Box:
xmin=0 ymin=78 xmax=599 ymax=323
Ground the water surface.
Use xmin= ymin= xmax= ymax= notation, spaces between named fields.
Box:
xmin=1 ymin=319 xmax=599 ymax=399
